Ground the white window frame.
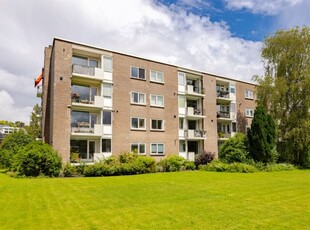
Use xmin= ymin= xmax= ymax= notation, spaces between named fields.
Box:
xmin=245 ymin=89 xmax=254 ymax=99
xmin=131 ymin=91 xmax=146 ymax=105
xmin=150 ymin=70 xmax=164 ymax=83
xmin=245 ymin=108 xmax=254 ymax=117
xmin=131 ymin=143 xmax=146 ymax=155
xmin=150 ymin=143 xmax=165 ymax=155
xmin=131 ymin=66 xmax=146 ymax=80
xmin=150 ymin=94 xmax=164 ymax=107
xmin=131 ymin=117 xmax=146 ymax=130
xmin=150 ymin=119 xmax=164 ymax=131
xmin=178 ymin=72 xmax=185 ymax=86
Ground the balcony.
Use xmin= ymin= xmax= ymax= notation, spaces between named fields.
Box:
xmin=36 ymin=85 xmax=42 ymax=98
xmin=71 ymin=95 xmax=107 ymax=110
xmin=72 ymin=65 xmax=112 ymax=82
xmin=186 ymin=107 xmax=205 ymax=120
xmin=218 ymin=132 xmax=231 ymax=140
xmin=186 ymin=85 xmax=204 ymax=97
xmin=71 ymin=124 xmax=105 ymax=137
xmin=185 ymin=129 xmax=206 ymax=140
xmin=216 ymin=89 xmax=231 ymax=103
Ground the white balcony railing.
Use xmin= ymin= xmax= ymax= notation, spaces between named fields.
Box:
xmin=185 ymin=130 xmax=206 ymax=139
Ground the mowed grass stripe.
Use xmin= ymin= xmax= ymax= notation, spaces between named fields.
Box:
xmin=0 ymin=170 xmax=309 ymax=229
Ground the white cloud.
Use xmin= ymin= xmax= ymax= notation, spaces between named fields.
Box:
xmin=224 ymin=0 xmax=303 ymax=15
xmin=0 ymin=0 xmax=265 ymax=123
xmin=0 ymin=90 xmax=32 ymax=123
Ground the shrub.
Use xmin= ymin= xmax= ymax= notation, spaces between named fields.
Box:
xmin=12 ymin=142 xmax=62 ymax=177
xmin=219 ymin=133 xmax=250 ymax=163
xmin=200 ymin=160 xmax=257 ymax=173
xmin=83 ymin=152 xmax=156 ymax=177
xmin=0 ymin=131 xmax=33 ymax=168
xmin=265 ymin=163 xmax=295 ymax=172
xmin=62 ymin=163 xmax=78 ymax=177
xmin=195 ymin=151 xmax=215 ymax=167
xmin=157 ymin=155 xmax=195 ymax=172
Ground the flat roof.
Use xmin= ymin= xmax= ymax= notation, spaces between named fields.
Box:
xmin=53 ymin=37 xmax=257 ymax=86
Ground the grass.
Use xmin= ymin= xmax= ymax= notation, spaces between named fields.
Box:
xmin=0 ymin=170 xmax=309 ymax=229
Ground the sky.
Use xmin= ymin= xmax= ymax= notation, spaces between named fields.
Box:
xmin=0 ymin=0 xmax=309 ymax=124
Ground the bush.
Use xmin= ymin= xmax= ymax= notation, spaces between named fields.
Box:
xmin=0 ymin=131 xmax=33 ymax=168
xmin=219 ymin=133 xmax=250 ymax=163
xmin=195 ymin=151 xmax=215 ymax=167
xmin=157 ymin=155 xmax=195 ymax=172
xmin=265 ymin=163 xmax=295 ymax=172
xmin=62 ymin=163 xmax=78 ymax=177
xmin=200 ymin=160 xmax=257 ymax=173
xmin=83 ymin=152 xmax=156 ymax=177
xmin=12 ymin=142 xmax=62 ymax=177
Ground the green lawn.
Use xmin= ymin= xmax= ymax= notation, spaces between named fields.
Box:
xmin=0 ymin=170 xmax=309 ymax=229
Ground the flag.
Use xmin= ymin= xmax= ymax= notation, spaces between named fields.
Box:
xmin=34 ymin=68 xmax=44 ymax=87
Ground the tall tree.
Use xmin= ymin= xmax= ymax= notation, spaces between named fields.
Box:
xmin=247 ymin=105 xmax=277 ymax=163
xmin=254 ymin=26 xmax=310 ymax=166
xmin=25 ymin=104 xmax=42 ymax=140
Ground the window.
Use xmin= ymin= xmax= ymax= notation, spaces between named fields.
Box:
xmin=131 ymin=117 xmax=146 ymax=130
xmin=151 ymin=143 xmax=164 ymax=155
xmin=72 ymin=56 xmax=98 ymax=68
xmin=178 ymin=72 xmax=185 ymax=85
xmin=102 ymin=139 xmax=111 ymax=152
xmin=71 ymin=84 xmax=97 ymax=103
xmin=102 ymin=111 xmax=111 ymax=125
xmin=103 ymin=84 xmax=112 ymax=98
xmin=150 ymin=70 xmax=164 ymax=83
xmin=245 ymin=108 xmax=254 ymax=117
xmin=245 ymin=89 xmax=254 ymax=99
xmin=232 ymin=122 xmax=237 ymax=132
xmin=131 ymin=66 xmax=145 ymax=79
xmin=230 ymin=84 xmax=235 ymax=94
xmin=179 ymin=140 xmax=186 ymax=152
xmin=70 ymin=140 xmax=94 ymax=161
xmin=103 ymin=56 xmax=112 ymax=72
xmin=150 ymin=95 xmax=164 ymax=107
xmin=131 ymin=143 xmax=146 ymax=155
xmin=71 ymin=111 xmax=97 ymax=130
xmin=179 ymin=118 xmax=184 ymax=129
xmin=131 ymin=92 xmax=146 ymax=105
xmin=178 ymin=95 xmax=185 ymax=108
xmin=151 ymin=119 xmax=164 ymax=131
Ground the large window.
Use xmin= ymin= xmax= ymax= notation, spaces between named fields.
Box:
xmin=151 ymin=119 xmax=164 ymax=131
xmin=131 ymin=66 xmax=145 ymax=80
xmin=72 ymin=56 xmax=98 ymax=68
xmin=245 ymin=89 xmax=254 ymax=99
xmin=150 ymin=94 xmax=164 ymax=107
xmin=179 ymin=140 xmax=186 ymax=152
xmin=245 ymin=108 xmax=254 ymax=117
xmin=131 ymin=117 xmax=146 ymax=130
xmin=71 ymin=84 xmax=97 ymax=104
xmin=150 ymin=70 xmax=164 ymax=83
xmin=131 ymin=92 xmax=146 ymax=105
xmin=151 ymin=143 xmax=164 ymax=155
xmin=102 ymin=139 xmax=111 ymax=152
xmin=102 ymin=111 xmax=111 ymax=125
xmin=71 ymin=111 xmax=97 ymax=133
xmin=70 ymin=140 xmax=94 ymax=161
xmin=131 ymin=143 xmax=146 ymax=155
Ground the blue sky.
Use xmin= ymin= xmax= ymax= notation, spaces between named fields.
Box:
xmin=0 ymin=0 xmax=309 ymax=123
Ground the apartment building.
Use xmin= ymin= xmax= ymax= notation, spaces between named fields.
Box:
xmin=40 ymin=38 xmax=256 ymax=163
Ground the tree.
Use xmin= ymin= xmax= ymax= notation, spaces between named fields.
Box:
xmin=254 ymin=26 xmax=310 ymax=166
xmin=0 ymin=131 xmax=33 ymax=168
xmin=247 ymin=105 xmax=277 ymax=163
xmin=25 ymin=104 xmax=42 ymax=140
xmin=219 ymin=133 xmax=250 ymax=163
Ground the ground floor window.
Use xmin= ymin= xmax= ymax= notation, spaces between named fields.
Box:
xmin=151 ymin=143 xmax=164 ymax=155
xmin=131 ymin=143 xmax=146 ymax=154
xmin=70 ymin=140 xmax=94 ymax=161
xmin=102 ymin=139 xmax=111 ymax=152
